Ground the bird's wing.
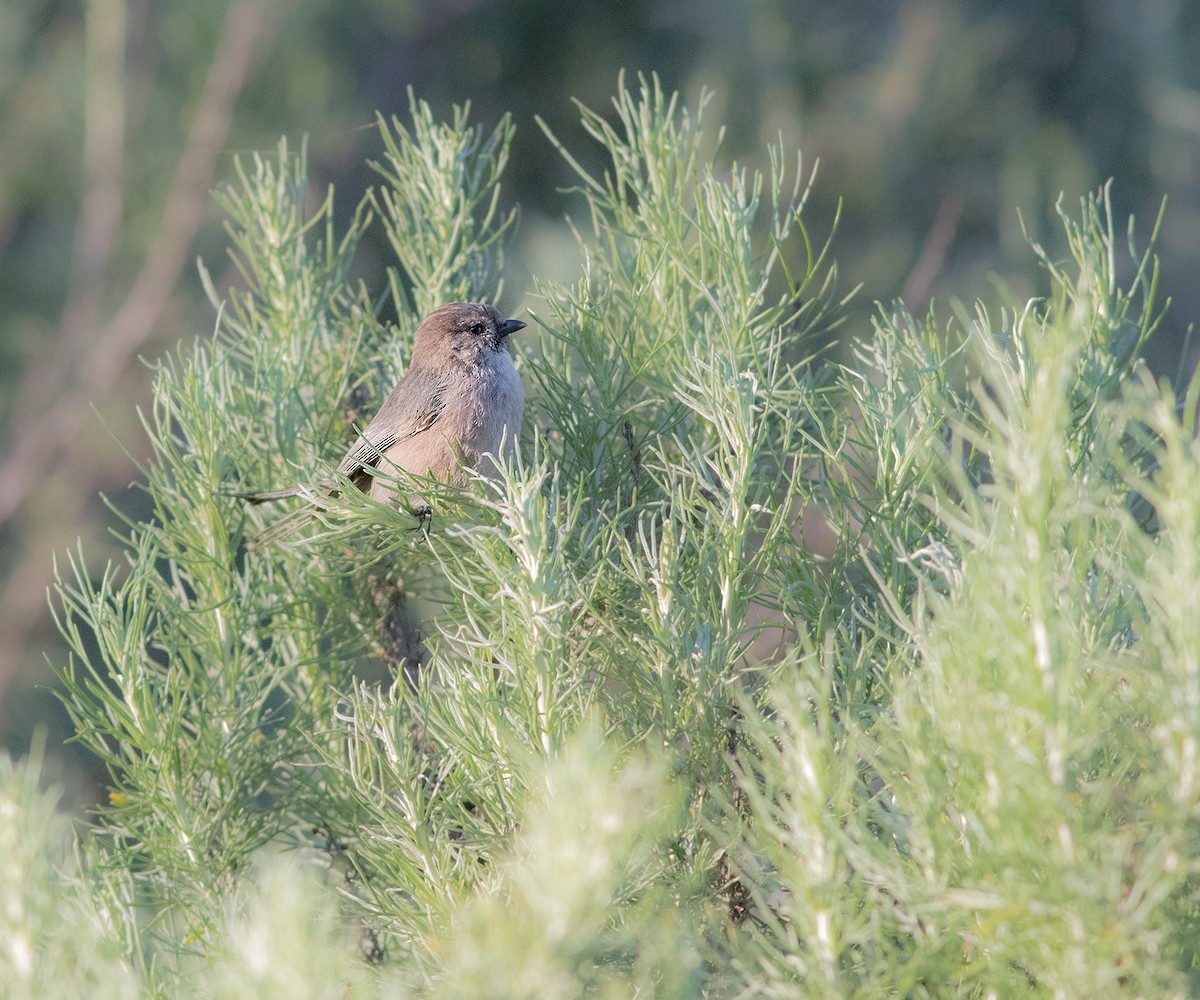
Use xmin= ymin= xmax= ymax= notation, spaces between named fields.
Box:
xmin=335 ymin=376 xmax=447 ymax=479
xmin=234 ymin=374 xmax=448 ymax=504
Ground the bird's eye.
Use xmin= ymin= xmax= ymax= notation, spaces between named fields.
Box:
xmin=471 ymin=322 xmax=485 ymax=336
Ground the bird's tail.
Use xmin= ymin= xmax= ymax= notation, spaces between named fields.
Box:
xmin=218 ymin=483 xmax=324 ymax=546
xmin=226 ymin=485 xmax=307 ymax=505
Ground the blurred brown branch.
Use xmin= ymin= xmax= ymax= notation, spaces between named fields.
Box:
xmin=0 ymin=0 xmax=273 ymax=697
xmin=0 ymin=0 xmax=271 ymax=528
xmin=902 ymin=190 xmax=963 ymax=311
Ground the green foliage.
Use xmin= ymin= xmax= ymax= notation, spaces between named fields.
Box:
xmin=13 ymin=76 xmax=1200 ymax=996
xmin=370 ymin=91 xmax=517 ymax=317
xmin=0 ymin=747 xmax=139 ymax=999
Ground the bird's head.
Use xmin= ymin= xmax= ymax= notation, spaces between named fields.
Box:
xmin=413 ymin=302 xmax=526 ymax=367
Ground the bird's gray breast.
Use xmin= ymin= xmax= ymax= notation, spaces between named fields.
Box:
xmin=454 ymin=350 xmax=524 ymax=467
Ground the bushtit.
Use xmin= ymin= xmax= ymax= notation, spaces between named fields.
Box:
xmin=239 ymin=301 xmax=525 ymax=506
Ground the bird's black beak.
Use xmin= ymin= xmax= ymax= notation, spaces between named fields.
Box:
xmin=498 ymin=318 xmax=526 ymax=339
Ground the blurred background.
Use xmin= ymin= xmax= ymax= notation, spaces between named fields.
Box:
xmin=3 ymin=0 xmax=1198 ymax=802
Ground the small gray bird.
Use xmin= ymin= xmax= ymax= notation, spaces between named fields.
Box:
xmin=240 ymin=302 xmax=525 ymax=506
